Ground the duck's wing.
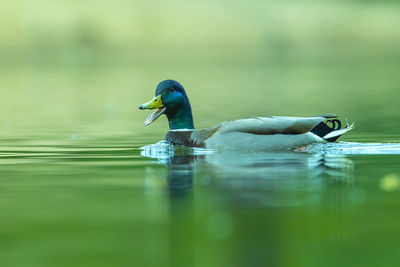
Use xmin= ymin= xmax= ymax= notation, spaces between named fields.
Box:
xmin=217 ymin=116 xmax=335 ymax=135
xmin=190 ymin=115 xmax=336 ymax=145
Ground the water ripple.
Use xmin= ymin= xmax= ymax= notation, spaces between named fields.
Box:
xmin=140 ymin=140 xmax=214 ymax=161
xmin=300 ymin=141 xmax=400 ymax=155
xmin=141 ymin=140 xmax=400 ymax=157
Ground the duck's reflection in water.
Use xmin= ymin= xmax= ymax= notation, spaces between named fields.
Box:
xmin=141 ymin=145 xmax=354 ymax=267
xmin=161 ymin=153 xmax=201 ymax=267
xmin=142 ymin=146 xmax=354 ymax=204
xmin=166 ymin=154 xmax=198 ymax=198
xmin=202 ymin=152 xmax=354 ymax=208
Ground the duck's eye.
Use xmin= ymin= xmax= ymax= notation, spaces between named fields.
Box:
xmin=169 ymin=89 xmax=174 ymax=93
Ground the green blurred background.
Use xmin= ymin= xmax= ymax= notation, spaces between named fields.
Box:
xmin=1 ymin=0 xmax=399 ymax=138
xmin=1 ymin=1 xmax=400 ymax=267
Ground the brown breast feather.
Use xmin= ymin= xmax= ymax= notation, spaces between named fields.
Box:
xmin=165 ymin=130 xmax=205 ymax=148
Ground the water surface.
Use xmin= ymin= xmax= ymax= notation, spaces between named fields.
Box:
xmin=1 ymin=54 xmax=400 ymax=267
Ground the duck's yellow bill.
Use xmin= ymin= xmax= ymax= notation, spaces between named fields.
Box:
xmin=138 ymin=95 xmax=166 ymax=126
xmin=138 ymin=95 xmax=163 ymax=110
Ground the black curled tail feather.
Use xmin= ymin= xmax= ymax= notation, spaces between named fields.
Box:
xmin=311 ymin=119 xmax=342 ymax=142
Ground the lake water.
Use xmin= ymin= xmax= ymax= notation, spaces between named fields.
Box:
xmin=1 ymin=64 xmax=400 ymax=267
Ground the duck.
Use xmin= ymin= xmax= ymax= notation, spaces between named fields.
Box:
xmin=138 ymin=80 xmax=353 ymax=151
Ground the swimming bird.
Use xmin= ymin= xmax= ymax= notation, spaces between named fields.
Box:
xmin=138 ymin=80 xmax=353 ymax=151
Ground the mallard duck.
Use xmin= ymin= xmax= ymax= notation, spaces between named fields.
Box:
xmin=139 ymin=80 xmax=353 ymax=151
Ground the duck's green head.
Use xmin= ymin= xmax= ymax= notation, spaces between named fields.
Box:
xmin=139 ymin=80 xmax=194 ymax=130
